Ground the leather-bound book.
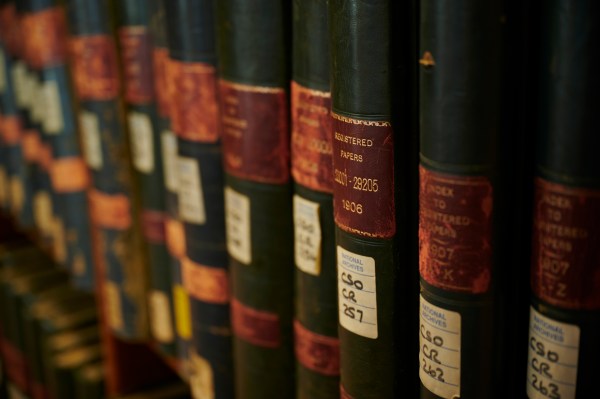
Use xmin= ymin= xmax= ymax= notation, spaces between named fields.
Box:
xmin=291 ymin=0 xmax=339 ymax=398
xmin=116 ymin=0 xmax=177 ymax=358
xmin=165 ymin=0 xmax=234 ymax=396
xmin=214 ymin=1 xmax=295 ymax=397
xmin=527 ymin=2 xmax=600 ymax=398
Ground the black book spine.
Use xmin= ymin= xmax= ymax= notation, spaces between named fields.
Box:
xmin=330 ymin=1 xmax=418 ymax=397
xmin=159 ymin=0 xmax=193 ymax=377
xmin=292 ymin=1 xmax=339 ymax=398
xmin=166 ymin=1 xmax=234 ymax=396
xmin=528 ymin=2 xmax=600 ymax=399
xmin=116 ymin=0 xmax=177 ymax=357
xmin=214 ymin=1 xmax=294 ymax=397
xmin=419 ymin=1 xmax=507 ymax=398
xmin=66 ymin=0 xmax=150 ymax=339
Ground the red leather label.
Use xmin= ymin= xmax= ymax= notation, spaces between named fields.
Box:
xmin=70 ymin=35 xmax=119 ymax=100
xmin=0 ymin=4 xmax=20 ymax=57
xmin=118 ymin=26 xmax=154 ymax=104
xmin=171 ymin=60 xmax=219 ymax=142
xmin=165 ymin=217 xmax=186 ymax=259
xmin=232 ymin=298 xmax=280 ymax=348
xmin=38 ymin=143 xmax=52 ymax=171
xmin=182 ymin=257 xmax=229 ymax=304
xmin=50 ymin=157 xmax=89 ymax=192
xmin=152 ymin=48 xmax=169 ymax=118
xmin=532 ymin=178 xmax=600 ymax=309
xmin=294 ymin=320 xmax=339 ymax=376
xmin=291 ymin=81 xmax=333 ymax=193
xmin=22 ymin=130 xmax=41 ymax=163
xmin=141 ymin=209 xmax=166 ymax=244
xmin=88 ymin=189 xmax=131 ymax=230
xmin=332 ymin=112 xmax=395 ymax=238
xmin=220 ymin=79 xmax=289 ymax=184
xmin=0 ymin=116 xmax=22 ymax=145
xmin=419 ymin=166 xmax=493 ymax=293
xmin=22 ymin=7 xmax=66 ymax=68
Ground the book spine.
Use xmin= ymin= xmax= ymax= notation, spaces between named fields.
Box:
xmin=419 ymin=1 xmax=506 ymax=398
xmin=65 ymin=0 xmax=149 ymax=339
xmin=291 ymin=1 xmax=339 ymax=398
xmin=214 ymin=1 xmax=294 ymax=397
xmin=527 ymin=2 xmax=600 ymax=399
xmin=116 ymin=0 xmax=177 ymax=358
xmin=165 ymin=1 xmax=234 ymax=396
xmin=1 ymin=2 xmax=35 ymax=230
xmin=330 ymin=0 xmax=419 ymax=397
xmin=24 ymin=0 xmax=95 ymax=291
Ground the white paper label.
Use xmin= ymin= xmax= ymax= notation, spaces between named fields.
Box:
xmin=105 ymin=281 xmax=124 ymax=330
xmin=419 ymin=296 xmax=461 ymax=398
xmin=177 ymin=156 xmax=206 ymax=225
xmin=80 ymin=111 xmax=103 ymax=170
xmin=337 ymin=246 xmax=377 ymax=339
xmin=293 ymin=195 xmax=322 ymax=275
xmin=9 ymin=176 xmax=24 ymax=214
xmin=0 ymin=167 xmax=7 ymax=207
xmin=128 ymin=111 xmax=155 ymax=173
xmin=149 ymin=290 xmax=175 ymax=343
xmin=0 ymin=49 xmax=6 ymax=93
xmin=161 ymin=130 xmax=178 ymax=192
xmin=527 ymin=307 xmax=579 ymax=399
xmin=31 ymin=78 xmax=46 ymax=124
xmin=43 ymin=80 xmax=64 ymax=134
xmin=33 ymin=191 xmax=53 ymax=235
xmin=11 ymin=62 xmax=26 ymax=107
xmin=224 ymin=187 xmax=251 ymax=265
xmin=53 ymin=218 xmax=67 ymax=265
xmin=190 ymin=352 xmax=215 ymax=399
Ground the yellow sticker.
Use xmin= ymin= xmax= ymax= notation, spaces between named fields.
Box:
xmin=174 ymin=284 xmax=192 ymax=340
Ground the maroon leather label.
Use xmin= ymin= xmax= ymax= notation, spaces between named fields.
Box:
xmin=31 ymin=381 xmax=49 ymax=399
xmin=219 ymin=79 xmax=289 ymax=184
xmin=332 ymin=112 xmax=395 ymax=238
xmin=70 ymin=35 xmax=119 ymax=100
xmin=532 ymin=178 xmax=600 ymax=309
xmin=88 ymin=189 xmax=132 ymax=230
xmin=231 ymin=298 xmax=280 ymax=348
xmin=0 ymin=116 xmax=22 ymax=145
xmin=0 ymin=4 xmax=20 ymax=57
xmin=141 ymin=209 xmax=166 ymax=244
xmin=294 ymin=320 xmax=339 ymax=376
xmin=291 ymin=81 xmax=333 ymax=193
xmin=22 ymin=7 xmax=66 ymax=68
xmin=419 ymin=166 xmax=493 ymax=293
xmin=152 ymin=48 xmax=169 ymax=118
xmin=171 ymin=60 xmax=219 ymax=142
xmin=118 ymin=26 xmax=154 ymax=104
xmin=182 ymin=258 xmax=229 ymax=304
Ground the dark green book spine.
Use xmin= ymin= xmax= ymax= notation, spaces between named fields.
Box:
xmin=150 ymin=0 xmax=189 ymax=374
xmin=292 ymin=1 xmax=339 ymax=398
xmin=66 ymin=0 xmax=150 ymax=339
xmin=214 ymin=1 xmax=294 ymax=397
xmin=165 ymin=1 xmax=233 ymax=396
xmin=330 ymin=0 xmax=418 ymax=397
xmin=528 ymin=2 xmax=600 ymax=399
xmin=419 ymin=1 xmax=507 ymax=398
xmin=116 ymin=0 xmax=177 ymax=357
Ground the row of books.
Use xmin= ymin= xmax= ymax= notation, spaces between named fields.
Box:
xmin=0 ymin=0 xmax=598 ymax=398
